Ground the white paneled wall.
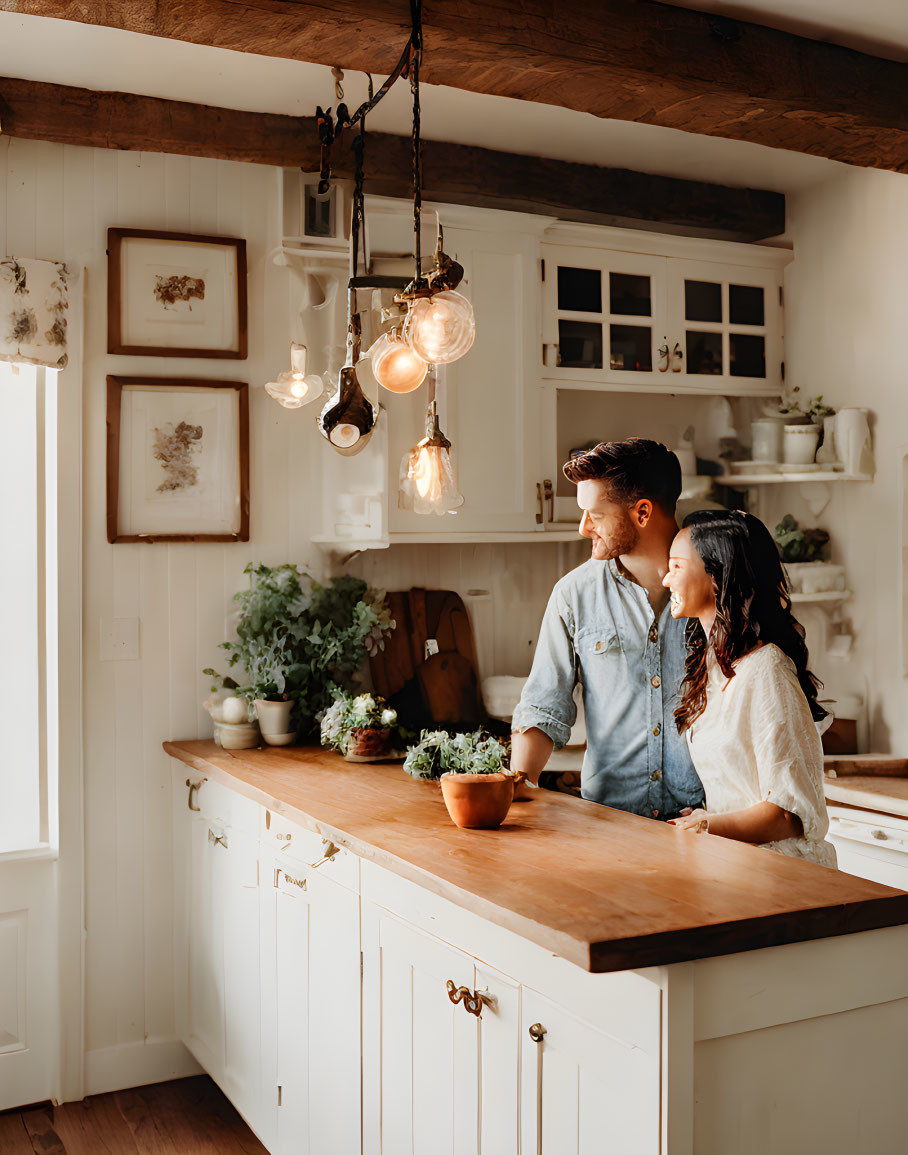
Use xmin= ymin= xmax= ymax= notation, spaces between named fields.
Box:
xmin=0 ymin=136 xmax=579 ymax=1094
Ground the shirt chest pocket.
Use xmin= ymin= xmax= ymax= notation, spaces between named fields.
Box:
xmin=576 ymin=626 xmax=621 ymax=660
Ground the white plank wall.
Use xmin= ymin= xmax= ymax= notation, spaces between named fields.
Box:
xmin=0 ymin=136 xmax=582 ymax=1094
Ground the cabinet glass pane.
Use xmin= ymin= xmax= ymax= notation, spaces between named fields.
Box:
xmin=729 ymin=333 xmax=766 ymax=377
xmin=557 ymin=266 xmax=602 ymax=313
xmin=729 ymin=284 xmax=765 ymax=326
xmin=610 ymin=325 xmax=652 ymax=372
xmin=684 ymin=280 xmax=722 ymax=323
xmin=609 ymin=273 xmax=651 ymax=317
xmin=686 ymin=331 xmax=723 ymax=375
xmin=559 ymin=320 xmax=603 ymax=368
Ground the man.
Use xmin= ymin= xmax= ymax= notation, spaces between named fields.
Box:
xmin=511 ymin=438 xmax=704 ymax=819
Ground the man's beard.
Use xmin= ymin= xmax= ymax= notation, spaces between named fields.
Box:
xmin=591 ymin=515 xmax=638 ymax=561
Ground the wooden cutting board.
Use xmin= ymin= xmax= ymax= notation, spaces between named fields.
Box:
xmin=370 ymin=588 xmax=483 ymax=727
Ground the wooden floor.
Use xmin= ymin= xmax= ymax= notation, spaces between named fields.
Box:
xmin=0 ymin=1076 xmax=268 ymax=1154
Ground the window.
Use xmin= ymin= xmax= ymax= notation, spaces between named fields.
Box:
xmin=0 ymin=362 xmax=58 ymax=854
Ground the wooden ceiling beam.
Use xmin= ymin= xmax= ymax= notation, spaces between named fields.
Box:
xmin=0 ymin=76 xmax=785 ymax=241
xmin=1 ymin=0 xmax=907 ymax=172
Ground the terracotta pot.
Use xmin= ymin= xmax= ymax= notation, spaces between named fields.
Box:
xmin=344 ymin=727 xmax=393 ymax=761
xmin=440 ymin=772 xmax=515 ymax=830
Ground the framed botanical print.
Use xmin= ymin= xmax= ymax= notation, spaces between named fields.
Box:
xmin=106 ymin=376 xmax=249 ymax=543
xmin=107 ymin=228 xmax=247 ymax=358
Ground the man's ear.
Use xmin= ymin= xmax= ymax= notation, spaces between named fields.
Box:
xmin=633 ymin=499 xmax=653 ymax=527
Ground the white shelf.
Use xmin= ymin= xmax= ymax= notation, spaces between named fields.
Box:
xmin=790 ymin=591 xmax=852 ymax=604
xmin=717 ymin=471 xmax=872 ymax=485
xmin=312 ymin=529 xmax=584 ymax=548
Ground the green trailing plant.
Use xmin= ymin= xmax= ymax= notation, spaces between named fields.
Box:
xmin=403 ymin=729 xmax=512 ymax=780
xmin=773 ymin=514 xmax=830 ymax=564
xmin=204 ymin=563 xmax=394 ymax=733
xmin=805 ymin=395 xmax=835 ymax=421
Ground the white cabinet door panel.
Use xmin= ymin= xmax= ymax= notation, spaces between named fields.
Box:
xmin=521 ymin=988 xmax=660 ymax=1155
xmin=363 ymin=906 xmax=479 ymax=1155
xmin=187 ymin=815 xmax=227 ymax=1074
xmin=475 ymin=964 xmax=521 ymax=1155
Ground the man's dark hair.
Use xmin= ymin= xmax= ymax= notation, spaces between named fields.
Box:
xmin=562 ymin=438 xmax=682 ymax=515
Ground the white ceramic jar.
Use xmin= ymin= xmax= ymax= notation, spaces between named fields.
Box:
xmin=782 ymin=423 xmax=820 ymax=465
xmin=751 ymin=418 xmax=784 ymax=463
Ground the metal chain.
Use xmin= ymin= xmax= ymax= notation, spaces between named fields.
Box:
xmin=409 ymin=0 xmax=423 ymax=284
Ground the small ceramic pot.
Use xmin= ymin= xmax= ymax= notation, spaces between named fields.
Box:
xmin=213 ymin=721 xmax=261 ymax=750
xmin=344 ymin=727 xmax=393 ymax=761
xmin=254 ymin=698 xmax=293 ymax=739
xmin=782 ymin=423 xmax=820 ymax=465
xmin=440 ymin=772 xmax=515 ymax=830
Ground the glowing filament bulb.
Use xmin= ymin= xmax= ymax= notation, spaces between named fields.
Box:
xmin=370 ymin=328 xmax=428 ymax=393
xmin=403 ymin=290 xmax=475 ymax=364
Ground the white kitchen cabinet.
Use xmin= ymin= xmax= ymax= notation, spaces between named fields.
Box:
xmin=520 ymin=987 xmax=660 ymax=1155
xmin=541 ymin=225 xmax=787 ymax=396
xmin=385 ymin=217 xmax=546 ymax=538
xmin=362 ymin=904 xmax=481 ymax=1155
xmin=261 ymin=847 xmax=362 ymax=1155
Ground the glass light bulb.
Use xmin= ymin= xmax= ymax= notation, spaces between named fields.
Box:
xmin=330 ymin=422 xmax=361 ymax=448
xmin=371 ymin=330 xmax=428 ymax=393
xmin=290 ymin=379 xmax=308 ymax=399
xmin=265 ymin=370 xmax=308 ymax=409
xmin=399 ymin=441 xmax=464 ymax=515
xmin=403 ymin=290 xmax=475 ymax=364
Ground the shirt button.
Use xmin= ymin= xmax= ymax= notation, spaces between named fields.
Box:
xmin=651 ymin=769 xmax=662 ymax=781
xmin=595 ymin=641 xmax=602 ymax=652
xmin=648 ymin=625 xmax=658 ymax=644
xmin=651 ymin=675 xmax=661 ymax=688
xmin=652 ymin=724 xmax=661 ymax=736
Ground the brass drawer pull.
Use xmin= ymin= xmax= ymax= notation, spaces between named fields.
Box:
xmin=445 ymin=979 xmax=490 ymax=1018
xmin=208 ymin=828 xmax=228 ymax=850
xmin=186 ymin=778 xmax=205 ymax=811
xmin=528 ymin=1022 xmax=547 ymax=1043
xmin=311 ymin=838 xmax=340 ymax=869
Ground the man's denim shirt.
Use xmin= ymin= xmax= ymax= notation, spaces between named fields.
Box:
xmin=512 ymin=558 xmax=704 ymax=818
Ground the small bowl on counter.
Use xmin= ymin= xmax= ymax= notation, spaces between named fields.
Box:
xmin=212 ymin=720 xmax=261 ymax=750
xmin=440 ymin=772 xmax=515 ymax=829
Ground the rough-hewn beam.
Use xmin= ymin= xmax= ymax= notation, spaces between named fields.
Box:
xmin=1 ymin=0 xmax=907 ymax=172
xmin=0 ymin=77 xmax=785 ymax=240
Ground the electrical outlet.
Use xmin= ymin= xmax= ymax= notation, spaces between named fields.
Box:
xmin=100 ymin=617 xmax=140 ymax=662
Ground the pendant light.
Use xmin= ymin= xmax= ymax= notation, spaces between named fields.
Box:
xmin=402 ymin=287 xmax=475 ymax=365
xmin=317 ymin=120 xmax=377 ymax=454
xmin=369 ymin=326 xmax=428 ymax=393
xmin=264 ymin=342 xmax=325 ymax=409
xmin=399 ymin=365 xmax=463 ymax=515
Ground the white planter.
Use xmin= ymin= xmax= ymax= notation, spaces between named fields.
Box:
xmin=254 ymin=699 xmax=294 ymax=739
xmin=784 ymin=562 xmax=845 ymax=595
xmin=782 ymin=423 xmax=820 ymax=465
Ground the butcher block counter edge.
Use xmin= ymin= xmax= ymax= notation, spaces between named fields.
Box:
xmin=164 ymin=740 xmax=908 ymax=973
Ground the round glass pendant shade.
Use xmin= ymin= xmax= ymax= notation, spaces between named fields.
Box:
xmin=370 ymin=329 xmax=428 ymax=394
xmin=403 ymin=290 xmax=475 ymax=365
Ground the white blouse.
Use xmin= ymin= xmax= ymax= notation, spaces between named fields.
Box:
xmin=686 ymin=644 xmax=837 ymax=868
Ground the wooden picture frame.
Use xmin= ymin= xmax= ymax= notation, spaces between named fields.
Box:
xmin=106 ymin=376 xmax=250 ymax=543
xmin=107 ymin=228 xmax=247 ymax=358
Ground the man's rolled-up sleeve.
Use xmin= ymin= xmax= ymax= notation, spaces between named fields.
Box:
xmin=511 ymin=589 xmax=577 ymax=749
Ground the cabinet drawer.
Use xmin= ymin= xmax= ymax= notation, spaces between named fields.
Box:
xmin=187 ymin=775 xmax=260 ymax=836
xmin=263 ymin=810 xmax=359 ymax=892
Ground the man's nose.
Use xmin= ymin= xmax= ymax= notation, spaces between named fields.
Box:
xmin=578 ymin=511 xmax=594 ymax=539
xmin=661 ymin=571 xmax=672 ymax=588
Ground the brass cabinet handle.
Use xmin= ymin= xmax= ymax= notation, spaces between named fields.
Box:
xmin=311 ymin=838 xmax=340 ymax=869
xmin=186 ymin=778 xmax=205 ymax=811
xmin=529 ymin=1022 xmax=547 ymax=1154
xmin=207 ymin=828 xmax=228 ymax=850
xmin=536 ymin=482 xmax=544 ymax=524
xmin=445 ymin=979 xmax=491 ymax=1019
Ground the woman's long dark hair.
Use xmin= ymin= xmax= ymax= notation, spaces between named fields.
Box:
xmin=674 ymin=510 xmax=827 ymax=732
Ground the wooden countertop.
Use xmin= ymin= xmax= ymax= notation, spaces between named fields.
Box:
xmin=165 ymin=740 xmax=908 ymax=973
xmin=825 ymin=777 xmax=908 ymax=819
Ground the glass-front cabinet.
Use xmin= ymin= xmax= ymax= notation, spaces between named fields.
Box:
xmin=541 ymin=233 xmax=787 ymax=395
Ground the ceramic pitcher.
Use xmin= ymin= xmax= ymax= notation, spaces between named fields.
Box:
xmin=834 ymin=408 xmax=873 ymax=476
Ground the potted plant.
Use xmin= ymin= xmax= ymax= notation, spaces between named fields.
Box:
xmin=320 ymin=692 xmax=407 ymax=761
xmin=403 ymin=730 xmax=517 ymax=829
xmin=773 ymin=514 xmax=844 ymax=594
xmin=204 ymin=563 xmax=395 ymax=744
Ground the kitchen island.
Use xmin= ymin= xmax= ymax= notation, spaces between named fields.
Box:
xmin=166 ymin=740 xmax=908 ymax=1154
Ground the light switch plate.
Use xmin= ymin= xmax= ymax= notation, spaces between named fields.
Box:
xmin=100 ymin=617 xmax=140 ymax=662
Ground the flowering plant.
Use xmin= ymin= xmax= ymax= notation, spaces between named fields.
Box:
xmin=402 ymin=729 xmax=512 ymax=780
xmin=320 ymin=691 xmax=404 ymax=754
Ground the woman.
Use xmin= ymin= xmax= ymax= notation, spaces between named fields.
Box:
xmin=662 ymin=509 xmax=836 ymax=867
